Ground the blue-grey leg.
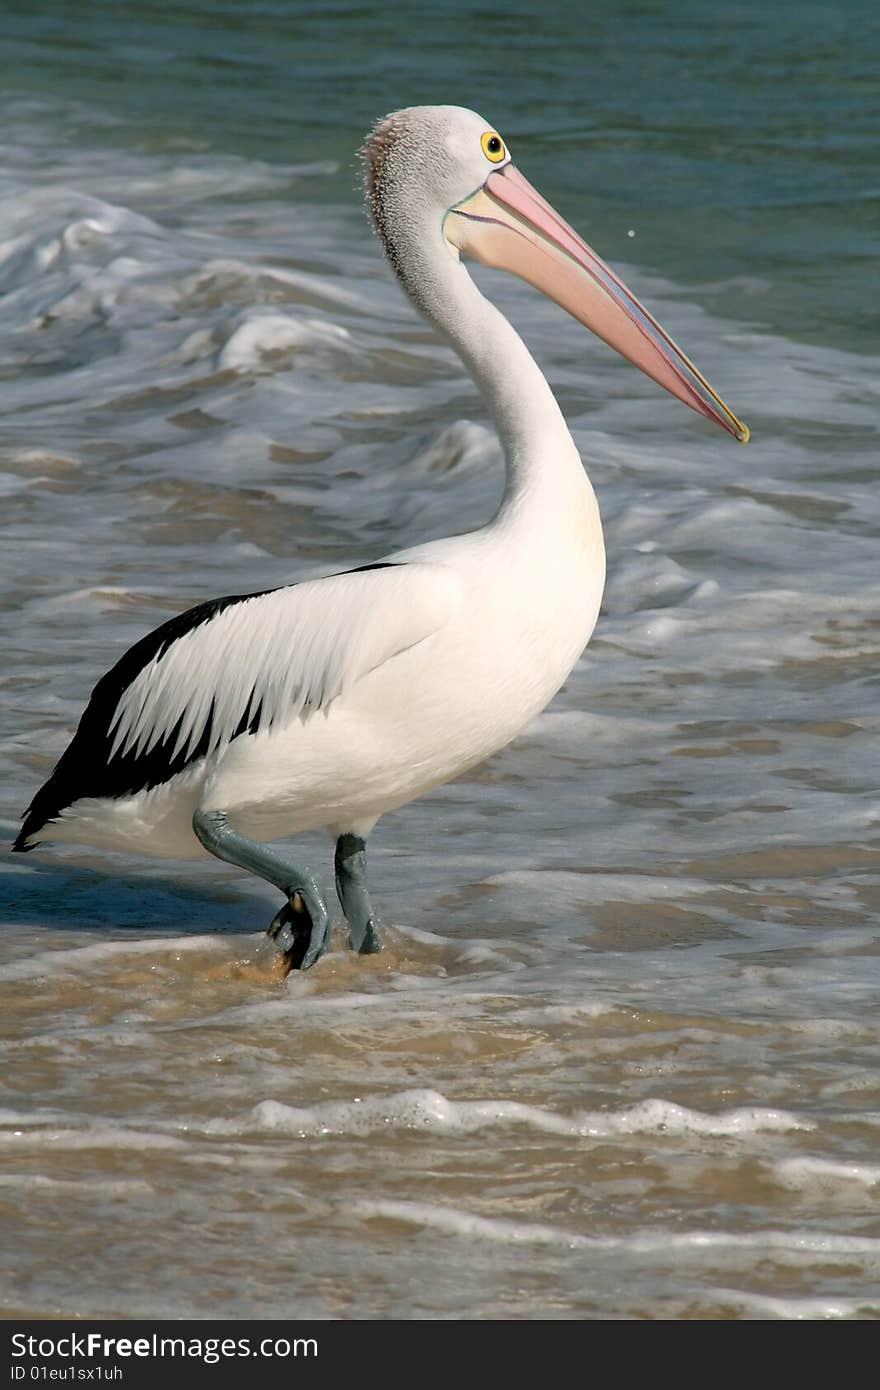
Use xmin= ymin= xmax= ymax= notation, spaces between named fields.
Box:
xmin=334 ymin=834 xmax=381 ymax=954
xmin=193 ymin=808 xmax=331 ymax=970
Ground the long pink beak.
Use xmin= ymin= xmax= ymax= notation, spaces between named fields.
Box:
xmin=445 ymin=164 xmax=749 ymax=443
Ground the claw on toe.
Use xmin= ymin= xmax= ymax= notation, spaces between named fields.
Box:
xmin=267 ymin=890 xmax=330 ymax=971
xmin=267 ymin=896 xmax=309 ymax=968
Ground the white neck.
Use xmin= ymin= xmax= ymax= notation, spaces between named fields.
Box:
xmin=393 ymin=221 xmax=595 ymax=525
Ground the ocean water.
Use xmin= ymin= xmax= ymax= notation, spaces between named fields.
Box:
xmin=1 ymin=1 xmax=879 ymax=1321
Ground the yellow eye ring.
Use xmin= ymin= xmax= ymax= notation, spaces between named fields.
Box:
xmin=480 ymin=131 xmax=506 ymax=163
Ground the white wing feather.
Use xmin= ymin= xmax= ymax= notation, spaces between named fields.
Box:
xmin=108 ymin=563 xmax=460 ymax=766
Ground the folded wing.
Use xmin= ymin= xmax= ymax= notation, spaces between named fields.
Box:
xmin=14 ymin=561 xmax=459 ymax=846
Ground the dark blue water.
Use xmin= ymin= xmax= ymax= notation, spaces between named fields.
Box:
xmin=5 ymin=0 xmax=878 ymax=347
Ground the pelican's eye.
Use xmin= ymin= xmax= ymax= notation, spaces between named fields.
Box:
xmin=481 ymin=131 xmax=506 ymax=163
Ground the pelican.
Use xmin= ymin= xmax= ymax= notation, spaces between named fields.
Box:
xmin=13 ymin=106 xmax=748 ymax=969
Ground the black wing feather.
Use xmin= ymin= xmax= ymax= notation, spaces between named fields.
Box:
xmin=13 ymin=563 xmax=402 ymax=851
xmin=12 ymin=588 xmax=273 ymax=850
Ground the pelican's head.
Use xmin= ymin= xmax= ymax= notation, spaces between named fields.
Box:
xmin=363 ymin=105 xmax=748 ymax=443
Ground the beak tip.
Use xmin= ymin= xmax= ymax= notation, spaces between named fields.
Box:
xmin=737 ymin=423 xmax=751 ymax=445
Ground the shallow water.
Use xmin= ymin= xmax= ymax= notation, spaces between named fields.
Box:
xmin=1 ymin=3 xmax=879 ymax=1320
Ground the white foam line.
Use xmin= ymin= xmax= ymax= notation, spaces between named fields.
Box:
xmin=352 ymin=1199 xmax=590 ymax=1249
xmin=0 ymin=1126 xmax=183 ymax=1151
xmin=206 ymin=1088 xmax=810 ymax=1140
xmin=0 ymin=1173 xmax=153 ymax=1196
xmin=392 ymin=923 xmax=461 ymax=948
xmin=0 ymin=936 xmax=217 ymax=982
xmin=0 ymin=1108 xmax=71 ymax=1127
xmin=479 ymin=868 xmax=719 ymax=906
xmin=774 ymin=1157 xmax=880 ymax=1191
xmin=708 ymin=1287 xmax=876 ymax=1319
xmin=351 ymin=1199 xmax=880 ymax=1264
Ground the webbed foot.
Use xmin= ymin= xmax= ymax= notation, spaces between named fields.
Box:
xmin=268 ymin=889 xmax=331 ymax=971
